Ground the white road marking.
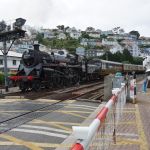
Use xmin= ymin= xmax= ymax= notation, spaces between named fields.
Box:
xmin=58 ymin=103 xmax=98 ymax=109
xmin=11 ymin=128 xmax=68 ymax=138
xmin=117 ymin=133 xmax=139 ymax=138
xmin=20 ymin=125 xmax=70 ymax=134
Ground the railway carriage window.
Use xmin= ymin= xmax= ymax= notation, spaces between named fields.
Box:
xmin=104 ymin=63 xmax=106 ymax=69
xmin=58 ymin=51 xmax=64 ymax=55
xmin=0 ymin=59 xmax=3 ymax=65
xmin=106 ymin=63 xmax=108 ymax=68
xmin=107 ymin=63 xmax=111 ymax=69
xmin=12 ymin=60 xmax=16 ymax=65
xmin=109 ymin=64 xmax=113 ymax=69
xmin=102 ymin=63 xmax=106 ymax=69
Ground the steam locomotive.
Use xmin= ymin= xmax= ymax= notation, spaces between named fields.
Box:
xmin=9 ymin=44 xmax=101 ymax=91
xmin=9 ymin=44 xmax=145 ymax=92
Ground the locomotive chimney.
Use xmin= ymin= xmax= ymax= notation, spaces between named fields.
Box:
xmin=33 ymin=44 xmax=40 ymax=51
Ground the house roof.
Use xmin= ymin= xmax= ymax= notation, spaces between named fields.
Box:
xmin=0 ymin=50 xmax=22 ymax=58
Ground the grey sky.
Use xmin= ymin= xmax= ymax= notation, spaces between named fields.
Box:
xmin=0 ymin=0 xmax=150 ymax=36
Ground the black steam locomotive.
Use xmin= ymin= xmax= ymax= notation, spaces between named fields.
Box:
xmin=9 ymin=44 xmax=101 ymax=91
xmin=9 ymin=44 xmax=145 ymax=92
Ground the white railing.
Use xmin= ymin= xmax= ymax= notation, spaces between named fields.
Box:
xmin=70 ymin=83 xmax=127 ymax=150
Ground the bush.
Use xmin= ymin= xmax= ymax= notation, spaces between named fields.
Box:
xmin=0 ymin=73 xmax=4 ymax=85
xmin=0 ymin=72 xmax=15 ymax=86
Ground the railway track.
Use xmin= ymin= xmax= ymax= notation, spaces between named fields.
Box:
xmin=0 ymin=81 xmax=104 ymax=134
xmin=2 ymin=80 xmax=103 ymax=99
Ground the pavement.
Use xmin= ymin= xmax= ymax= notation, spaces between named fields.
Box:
xmin=109 ymin=81 xmax=150 ymax=150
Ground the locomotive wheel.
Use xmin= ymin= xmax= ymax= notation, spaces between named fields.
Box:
xmin=64 ymin=68 xmax=73 ymax=86
xmin=45 ymin=82 xmax=50 ymax=89
xmin=32 ymin=80 xmax=41 ymax=92
xmin=19 ymin=82 xmax=28 ymax=92
xmin=72 ymin=72 xmax=80 ymax=85
xmin=53 ymin=74 xmax=61 ymax=87
xmin=63 ymin=77 xmax=70 ymax=87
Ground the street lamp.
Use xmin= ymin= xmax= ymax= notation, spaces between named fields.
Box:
xmin=0 ymin=18 xmax=26 ymax=92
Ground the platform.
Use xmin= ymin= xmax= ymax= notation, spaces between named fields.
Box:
xmin=56 ymin=80 xmax=150 ymax=150
xmin=110 ymin=87 xmax=150 ymax=150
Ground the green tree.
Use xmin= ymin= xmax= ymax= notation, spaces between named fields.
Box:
xmin=129 ymin=30 xmax=140 ymax=39
xmin=123 ymin=49 xmax=133 ymax=63
xmin=133 ymin=57 xmax=143 ymax=65
xmin=100 ymin=51 xmax=113 ymax=61
xmin=57 ymin=25 xmax=65 ymax=31
xmin=81 ymin=31 xmax=90 ymax=39
xmin=100 ymin=34 xmax=107 ymax=39
xmin=65 ymin=26 xmax=69 ymax=31
xmin=36 ymin=33 xmax=44 ymax=43
xmin=113 ymin=51 xmax=123 ymax=62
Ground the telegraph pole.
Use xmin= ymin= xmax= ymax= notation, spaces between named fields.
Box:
xmin=3 ymin=41 xmax=8 ymax=91
xmin=0 ymin=18 xmax=26 ymax=92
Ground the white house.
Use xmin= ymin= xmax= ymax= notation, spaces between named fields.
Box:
xmin=41 ymin=29 xmax=55 ymax=39
xmin=70 ymin=30 xmax=81 ymax=39
xmin=102 ymin=39 xmax=118 ymax=46
xmin=85 ymin=49 xmax=104 ymax=57
xmin=130 ymin=42 xmax=140 ymax=57
xmin=122 ymin=40 xmax=140 ymax=57
xmin=0 ymin=51 xmax=22 ymax=73
xmin=14 ymin=42 xmax=33 ymax=53
xmin=101 ymin=30 xmax=113 ymax=36
xmin=66 ymin=27 xmax=72 ymax=33
xmin=80 ymin=38 xmax=88 ymax=46
xmin=138 ymin=39 xmax=150 ymax=46
xmin=88 ymin=32 xmax=100 ymax=38
xmin=58 ymin=33 xmax=66 ymax=39
xmin=107 ymin=34 xmax=134 ymax=40
xmin=110 ymin=43 xmax=124 ymax=54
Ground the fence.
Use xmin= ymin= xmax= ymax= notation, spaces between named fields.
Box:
xmin=104 ymin=75 xmax=114 ymax=101
xmin=71 ymin=83 xmax=127 ymax=150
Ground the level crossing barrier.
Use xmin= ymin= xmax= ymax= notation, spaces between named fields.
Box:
xmin=71 ymin=83 xmax=127 ymax=150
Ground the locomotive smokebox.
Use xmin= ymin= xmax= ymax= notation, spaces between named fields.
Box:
xmin=33 ymin=44 xmax=40 ymax=51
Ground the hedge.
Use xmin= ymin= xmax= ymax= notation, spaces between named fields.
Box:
xmin=0 ymin=72 xmax=16 ymax=86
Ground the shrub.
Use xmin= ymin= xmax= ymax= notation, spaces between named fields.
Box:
xmin=0 ymin=73 xmax=4 ymax=85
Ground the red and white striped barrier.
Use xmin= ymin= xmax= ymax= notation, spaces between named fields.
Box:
xmin=70 ymin=84 xmax=126 ymax=150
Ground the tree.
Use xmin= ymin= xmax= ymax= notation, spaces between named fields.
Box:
xmin=0 ymin=20 xmax=6 ymax=31
xmin=81 ymin=31 xmax=90 ymax=39
xmin=123 ymin=49 xmax=133 ymax=63
xmin=100 ymin=51 xmax=113 ymax=61
xmin=129 ymin=30 xmax=140 ymax=39
xmin=36 ymin=33 xmax=44 ymax=43
xmin=57 ymin=25 xmax=64 ymax=31
xmin=100 ymin=34 xmax=107 ymax=39
xmin=65 ymin=26 xmax=69 ymax=31
xmin=133 ymin=57 xmax=143 ymax=65
xmin=113 ymin=51 xmax=123 ymax=62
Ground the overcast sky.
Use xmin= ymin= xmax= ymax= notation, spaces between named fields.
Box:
xmin=0 ymin=0 xmax=150 ymax=36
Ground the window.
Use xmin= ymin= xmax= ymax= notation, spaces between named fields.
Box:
xmin=58 ymin=50 xmax=64 ymax=55
xmin=0 ymin=59 xmax=3 ymax=65
xmin=13 ymin=60 xmax=16 ymax=65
